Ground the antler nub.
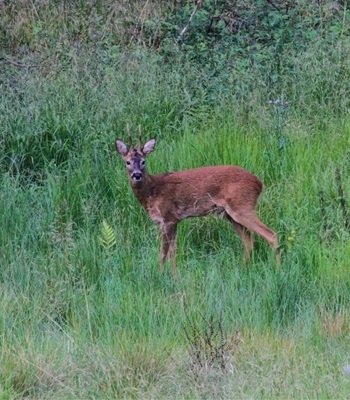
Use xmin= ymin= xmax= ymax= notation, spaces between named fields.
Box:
xmin=126 ymin=123 xmax=133 ymax=150
xmin=137 ymin=125 xmax=142 ymax=151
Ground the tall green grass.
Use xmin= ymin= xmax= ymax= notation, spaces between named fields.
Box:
xmin=1 ymin=98 xmax=350 ymax=397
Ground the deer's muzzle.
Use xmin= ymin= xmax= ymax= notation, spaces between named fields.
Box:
xmin=132 ymin=172 xmax=143 ymax=181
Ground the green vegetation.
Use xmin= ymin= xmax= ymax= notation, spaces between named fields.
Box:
xmin=1 ymin=1 xmax=350 ymax=398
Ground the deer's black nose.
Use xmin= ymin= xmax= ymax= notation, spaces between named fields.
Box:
xmin=132 ymin=172 xmax=142 ymax=181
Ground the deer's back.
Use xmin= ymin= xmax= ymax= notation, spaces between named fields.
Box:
xmin=155 ymin=165 xmax=262 ymax=192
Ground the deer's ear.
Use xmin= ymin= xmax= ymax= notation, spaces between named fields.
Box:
xmin=116 ymin=139 xmax=128 ymax=156
xmin=143 ymin=138 xmax=156 ymax=155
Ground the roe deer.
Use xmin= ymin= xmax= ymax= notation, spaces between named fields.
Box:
xmin=116 ymin=130 xmax=280 ymax=278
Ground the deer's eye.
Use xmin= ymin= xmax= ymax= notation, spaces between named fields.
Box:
xmin=126 ymin=161 xmax=131 ymax=166
xmin=141 ymin=160 xmax=145 ymax=166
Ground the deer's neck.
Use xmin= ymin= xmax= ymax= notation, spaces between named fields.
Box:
xmin=129 ymin=172 xmax=154 ymax=209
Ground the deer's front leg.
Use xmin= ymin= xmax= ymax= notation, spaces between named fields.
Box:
xmin=160 ymin=222 xmax=178 ymax=278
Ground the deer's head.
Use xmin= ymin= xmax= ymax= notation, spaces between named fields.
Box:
xmin=116 ymin=136 xmax=156 ymax=184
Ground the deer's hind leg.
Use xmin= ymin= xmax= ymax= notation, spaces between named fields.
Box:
xmin=225 ymin=207 xmax=280 ymax=266
xmin=225 ymin=213 xmax=254 ymax=261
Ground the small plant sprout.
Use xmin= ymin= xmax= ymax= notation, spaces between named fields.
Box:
xmin=268 ymin=98 xmax=290 ymax=151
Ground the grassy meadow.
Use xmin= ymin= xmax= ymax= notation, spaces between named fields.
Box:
xmin=1 ymin=1 xmax=350 ymax=398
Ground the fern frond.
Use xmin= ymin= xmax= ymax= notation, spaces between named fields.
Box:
xmin=99 ymin=219 xmax=117 ymax=250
